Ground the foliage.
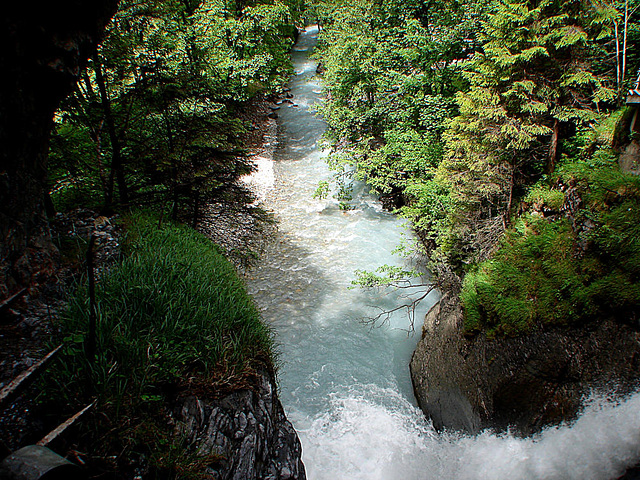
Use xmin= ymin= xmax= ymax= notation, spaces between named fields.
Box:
xmin=437 ymin=0 xmax=620 ymax=266
xmin=352 ymin=264 xmax=421 ymax=289
xmin=48 ymin=0 xmax=302 ymax=218
xmin=48 ymin=123 xmax=106 ymax=211
xmin=524 ymin=185 xmax=565 ymax=211
xmin=44 ymin=212 xmax=272 ymax=474
xmin=314 ymin=0 xmax=478 ymax=228
xmin=314 ymin=0 xmax=639 ymax=337
xmin=461 ymin=149 xmax=640 ymax=336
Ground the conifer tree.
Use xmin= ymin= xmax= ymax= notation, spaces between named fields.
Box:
xmin=439 ymin=0 xmax=616 ymax=263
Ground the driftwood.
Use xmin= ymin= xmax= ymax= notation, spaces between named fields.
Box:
xmin=0 ymin=345 xmax=63 ymax=410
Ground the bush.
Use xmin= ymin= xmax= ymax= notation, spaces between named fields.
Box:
xmin=461 ymin=152 xmax=640 ymax=337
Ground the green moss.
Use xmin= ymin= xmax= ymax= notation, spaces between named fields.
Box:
xmin=590 ymin=107 xmax=625 ymax=147
xmin=461 ymin=154 xmax=640 ymax=336
xmin=524 ymin=185 xmax=565 ymax=211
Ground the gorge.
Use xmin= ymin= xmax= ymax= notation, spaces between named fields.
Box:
xmin=249 ymin=25 xmax=640 ymax=480
xmin=2 ymin=1 xmax=640 ymax=478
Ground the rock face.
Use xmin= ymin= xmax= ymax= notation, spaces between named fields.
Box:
xmin=176 ymin=367 xmax=306 ymax=480
xmin=620 ymin=139 xmax=640 ymax=175
xmin=410 ymin=293 xmax=640 ymax=435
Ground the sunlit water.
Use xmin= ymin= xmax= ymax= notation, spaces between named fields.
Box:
xmin=246 ymin=25 xmax=640 ymax=480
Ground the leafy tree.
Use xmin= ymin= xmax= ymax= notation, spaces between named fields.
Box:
xmin=591 ymin=0 xmax=640 ymax=92
xmin=314 ymin=0 xmax=639 ymax=336
xmin=48 ymin=0 xmax=301 ymax=220
xmin=314 ymin=0 xmax=480 ymax=215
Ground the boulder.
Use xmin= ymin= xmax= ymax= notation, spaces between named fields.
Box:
xmin=410 ymin=293 xmax=640 ymax=435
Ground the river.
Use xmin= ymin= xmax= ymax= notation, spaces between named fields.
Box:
xmin=245 ymin=25 xmax=640 ymax=480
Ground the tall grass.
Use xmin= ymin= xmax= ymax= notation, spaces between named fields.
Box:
xmin=44 ymin=212 xmax=273 ymax=474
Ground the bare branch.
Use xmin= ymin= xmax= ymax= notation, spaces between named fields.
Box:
xmin=0 ymin=345 xmax=63 ymax=410
xmin=359 ymin=283 xmax=438 ymax=333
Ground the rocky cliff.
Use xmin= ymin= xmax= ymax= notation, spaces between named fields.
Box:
xmin=177 ymin=367 xmax=306 ymax=480
xmin=410 ymin=293 xmax=640 ymax=435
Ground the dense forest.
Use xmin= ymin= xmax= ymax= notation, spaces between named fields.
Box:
xmin=49 ymin=0 xmax=301 ymax=220
xmin=2 ymin=0 xmax=640 ymax=477
xmin=312 ymin=0 xmax=640 ymax=336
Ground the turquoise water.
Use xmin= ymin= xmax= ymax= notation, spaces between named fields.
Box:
xmin=246 ymin=25 xmax=640 ymax=480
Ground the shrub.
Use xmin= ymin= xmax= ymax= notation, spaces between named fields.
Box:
xmin=461 ymin=153 xmax=640 ymax=337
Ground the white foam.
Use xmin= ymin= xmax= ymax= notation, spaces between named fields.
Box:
xmin=293 ymin=386 xmax=640 ymax=480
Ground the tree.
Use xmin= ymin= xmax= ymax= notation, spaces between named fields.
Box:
xmin=1 ymin=1 xmax=118 ymax=297
xmin=438 ymin=0 xmax=617 ymax=265
xmin=314 ymin=0 xmax=481 ymax=213
xmin=593 ymin=0 xmax=640 ymax=92
xmin=48 ymin=0 xmax=302 ymax=220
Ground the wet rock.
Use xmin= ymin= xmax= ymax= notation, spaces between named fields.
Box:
xmin=410 ymin=293 xmax=640 ymax=435
xmin=177 ymin=367 xmax=306 ymax=480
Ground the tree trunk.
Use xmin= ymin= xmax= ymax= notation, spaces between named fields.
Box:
xmin=0 ymin=1 xmax=118 ymax=297
xmin=614 ymin=19 xmax=621 ymax=91
xmin=94 ymin=53 xmax=129 ymax=207
xmin=192 ymin=192 xmax=200 ymax=228
xmin=547 ymin=118 xmax=560 ymax=175
xmin=504 ymin=166 xmax=514 ymax=229
xmin=622 ymin=0 xmax=629 ymax=87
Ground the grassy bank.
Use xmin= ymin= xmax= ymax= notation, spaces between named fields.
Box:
xmin=43 ymin=212 xmax=273 ymax=476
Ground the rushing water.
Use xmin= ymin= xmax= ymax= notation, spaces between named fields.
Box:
xmin=246 ymin=25 xmax=640 ymax=480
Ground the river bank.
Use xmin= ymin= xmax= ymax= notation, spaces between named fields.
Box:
xmin=0 ymin=90 xmax=307 ymax=478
